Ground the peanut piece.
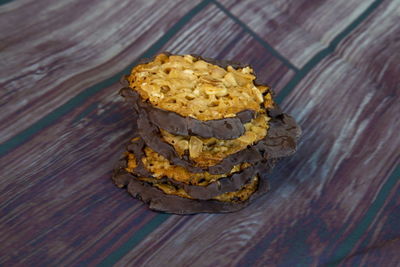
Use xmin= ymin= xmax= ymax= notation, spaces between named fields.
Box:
xmin=189 ymin=136 xmax=203 ymax=158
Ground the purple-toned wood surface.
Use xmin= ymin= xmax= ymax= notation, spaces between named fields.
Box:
xmin=0 ymin=0 xmax=201 ymax=142
xmin=1 ymin=0 xmax=399 ymax=266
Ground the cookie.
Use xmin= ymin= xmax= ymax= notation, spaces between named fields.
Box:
xmin=120 ymin=53 xmax=274 ymax=139
xmin=113 ymin=53 xmax=301 ymax=214
xmin=113 ymin=167 xmax=269 ymax=214
xmin=113 ymin=137 xmax=273 ymax=199
xmin=137 ymin=107 xmax=300 ymax=174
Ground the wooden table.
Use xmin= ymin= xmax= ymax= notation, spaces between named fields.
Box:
xmin=1 ymin=0 xmax=399 ymax=266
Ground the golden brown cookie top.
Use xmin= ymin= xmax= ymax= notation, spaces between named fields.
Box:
xmin=127 ymin=53 xmax=269 ymax=120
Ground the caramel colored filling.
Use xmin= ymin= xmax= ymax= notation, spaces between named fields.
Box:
xmin=161 ymin=114 xmax=270 ymax=167
xmin=138 ymin=175 xmax=259 ymax=202
xmin=213 ymin=175 xmax=258 ymax=202
xmin=128 ymin=53 xmax=270 ymax=120
xmin=140 ymin=147 xmax=250 ymax=185
xmin=125 ymin=153 xmax=138 ymax=173
xmin=125 ymin=144 xmax=250 ymax=186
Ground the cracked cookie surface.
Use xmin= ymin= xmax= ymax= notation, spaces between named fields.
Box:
xmin=127 ymin=53 xmax=269 ymax=120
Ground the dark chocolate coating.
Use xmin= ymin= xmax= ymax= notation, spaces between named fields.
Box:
xmin=120 ymin=88 xmax=256 ymax=139
xmin=137 ymin=106 xmax=301 ymax=174
xmin=112 ymin=137 xmax=274 ymax=200
xmin=112 ymin=164 xmax=270 ymax=214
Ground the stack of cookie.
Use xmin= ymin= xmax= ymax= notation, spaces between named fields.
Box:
xmin=112 ymin=53 xmax=300 ymax=214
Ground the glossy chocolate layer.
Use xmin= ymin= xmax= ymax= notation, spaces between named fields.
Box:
xmin=112 ymin=137 xmax=273 ymax=200
xmin=112 ymin=163 xmax=270 ymax=214
xmin=137 ymin=107 xmax=300 ymax=174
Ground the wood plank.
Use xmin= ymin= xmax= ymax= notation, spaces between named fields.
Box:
xmin=336 ymin=0 xmax=400 ymax=91
xmin=218 ymin=0 xmax=376 ymax=68
xmin=0 ymin=82 xmax=150 ymax=265
xmin=0 ymin=4 xmax=294 ymax=265
xmin=340 ymin=240 xmax=400 ymax=266
xmin=116 ymin=54 xmax=400 ymax=266
xmin=339 ymin=180 xmax=400 ymax=266
xmin=0 ymin=0 xmax=201 ymax=143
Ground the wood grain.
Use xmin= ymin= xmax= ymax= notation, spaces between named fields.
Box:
xmin=0 ymin=82 xmax=146 ymax=265
xmin=336 ymin=0 xmax=400 ymax=91
xmin=115 ymin=54 xmax=400 ymax=266
xmin=1 ymin=0 xmax=399 ymax=265
xmin=0 ymin=3 xmax=294 ymax=266
xmin=340 ymin=239 xmax=400 ymax=267
xmin=338 ymin=179 xmax=400 ymax=266
xmin=0 ymin=0 xmax=201 ymax=143
xmin=218 ymin=0 xmax=376 ymax=68
xmin=160 ymin=4 xmax=295 ymax=94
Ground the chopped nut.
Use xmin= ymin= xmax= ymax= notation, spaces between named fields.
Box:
xmin=258 ymin=85 xmax=269 ymax=93
xmin=264 ymin=93 xmax=274 ymax=109
xmin=189 ymin=136 xmax=203 ymax=158
xmin=211 ymin=67 xmax=227 ymax=78
xmin=241 ymin=66 xmax=252 ymax=74
xmin=252 ymin=86 xmax=264 ymax=103
xmin=232 ymin=73 xmax=249 ymax=86
xmin=200 ymin=75 xmax=222 ymax=85
xmin=160 ymin=86 xmax=170 ymax=93
xmin=223 ymin=72 xmax=237 ymax=86
xmin=202 ymin=84 xmax=228 ymax=97
xmin=177 ymin=140 xmax=189 ymax=151
xmin=183 ymin=55 xmax=195 ymax=63
xmin=194 ymin=60 xmax=209 ymax=69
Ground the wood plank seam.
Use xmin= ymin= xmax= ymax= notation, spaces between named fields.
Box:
xmin=212 ymin=0 xmax=299 ymax=72
xmin=0 ymin=0 xmax=13 ymax=6
xmin=96 ymin=214 xmax=170 ymax=267
xmin=325 ymin=164 xmax=400 ymax=265
xmin=0 ymin=0 xmax=212 ymax=158
xmin=239 ymin=0 xmax=399 ymax=263
xmin=275 ymin=0 xmax=384 ymax=103
xmin=348 ymin=181 xmax=400 ymax=265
